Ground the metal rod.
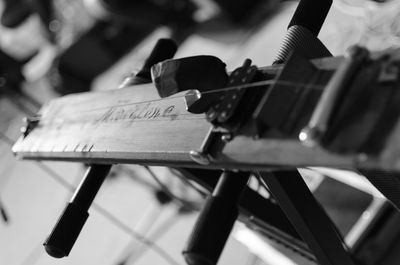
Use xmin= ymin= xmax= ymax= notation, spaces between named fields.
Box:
xmin=259 ymin=170 xmax=356 ymax=265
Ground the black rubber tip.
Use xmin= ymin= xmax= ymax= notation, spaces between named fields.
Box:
xmin=288 ymin=0 xmax=333 ymax=36
xmin=183 ymin=253 xmax=213 ymax=265
xmin=182 ymin=195 xmax=238 ymax=265
xmin=43 ymin=203 xmax=89 ymax=258
xmin=44 ymin=244 xmax=66 ymax=259
xmin=0 ymin=206 xmax=9 ymax=223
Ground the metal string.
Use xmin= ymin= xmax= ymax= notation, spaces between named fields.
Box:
xmin=29 ymin=79 xmax=325 ymax=127
xmin=70 ymin=79 xmax=325 ymax=114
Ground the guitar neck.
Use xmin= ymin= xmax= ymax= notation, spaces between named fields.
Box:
xmin=12 ymin=50 xmax=400 ymax=172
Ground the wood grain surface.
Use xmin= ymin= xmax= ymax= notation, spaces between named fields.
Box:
xmin=12 ymin=51 xmax=400 ymax=171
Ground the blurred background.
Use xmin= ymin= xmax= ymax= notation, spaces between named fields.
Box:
xmin=1 ymin=0 xmax=400 ymax=264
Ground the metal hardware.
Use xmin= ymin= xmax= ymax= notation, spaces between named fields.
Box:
xmin=21 ymin=116 xmax=41 ymax=138
xmin=206 ymin=59 xmax=258 ymax=127
xmin=189 ymin=127 xmax=216 ymax=165
xmin=189 ymin=126 xmax=234 ymax=165
xmin=378 ymin=59 xmax=399 ymax=84
xmin=299 ymin=45 xmax=369 ymax=147
xmin=184 ymin=90 xmax=202 ymax=111
xmin=221 ymin=133 xmax=232 ymax=142
xmin=189 ymin=150 xmax=211 ymax=166
xmin=259 ymin=170 xmax=356 ymax=265
xmin=253 ymin=52 xmax=319 ymax=136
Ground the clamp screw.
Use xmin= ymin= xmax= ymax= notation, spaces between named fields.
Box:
xmin=189 ymin=150 xmax=210 ymax=165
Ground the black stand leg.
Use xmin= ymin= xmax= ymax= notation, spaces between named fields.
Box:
xmin=259 ymin=170 xmax=356 ymax=265
xmin=43 ymin=37 xmax=177 ymax=260
xmin=44 ymin=164 xmax=111 ymax=258
xmin=183 ymin=171 xmax=249 ymax=265
xmin=0 ymin=197 xmax=9 ymax=223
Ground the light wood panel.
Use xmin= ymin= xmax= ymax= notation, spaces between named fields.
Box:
xmin=11 ymin=80 xmax=354 ymax=170
xmin=12 ymin=51 xmax=400 ymax=171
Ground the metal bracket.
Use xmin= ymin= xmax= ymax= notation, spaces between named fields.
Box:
xmin=185 ymin=58 xmax=259 ymax=131
xmin=259 ymin=170 xmax=356 ymax=265
xmin=189 ymin=127 xmax=232 ymax=165
xmin=299 ymin=45 xmax=370 ymax=147
xmin=190 ymin=127 xmax=218 ymax=165
xmin=21 ymin=116 xmax=41 ymax=138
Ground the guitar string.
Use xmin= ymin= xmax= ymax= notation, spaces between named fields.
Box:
xmin=33 ymin=79 xmax=323 ymax=127
xmin=71 ymin=79 xmax=324 ymax=114
xmin=0 ymin=131 xmax=182 ymax=265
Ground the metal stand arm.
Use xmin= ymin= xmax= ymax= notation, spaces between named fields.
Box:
xmin=259 ymin=170 xmax=356 ymax=265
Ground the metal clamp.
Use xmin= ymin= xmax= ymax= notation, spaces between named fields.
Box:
xmin=189 ymin=127 xmax=233 ymax=165
xmin=299 ymin=45 xmax=369 ymax=147
xmin=189 ymin=127 xmax=216 ymax=165
xmin=21 ymin=116 xmax=41 ymax=138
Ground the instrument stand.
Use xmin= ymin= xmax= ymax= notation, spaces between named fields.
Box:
xmin=259 ymin=170 xmax=356 ymax=265
xmin=257 ymin=1 xmax=358 ymax=262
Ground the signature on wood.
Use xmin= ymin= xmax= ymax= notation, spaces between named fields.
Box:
xmin=96 ymin=103 xmax=179 ymax=123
